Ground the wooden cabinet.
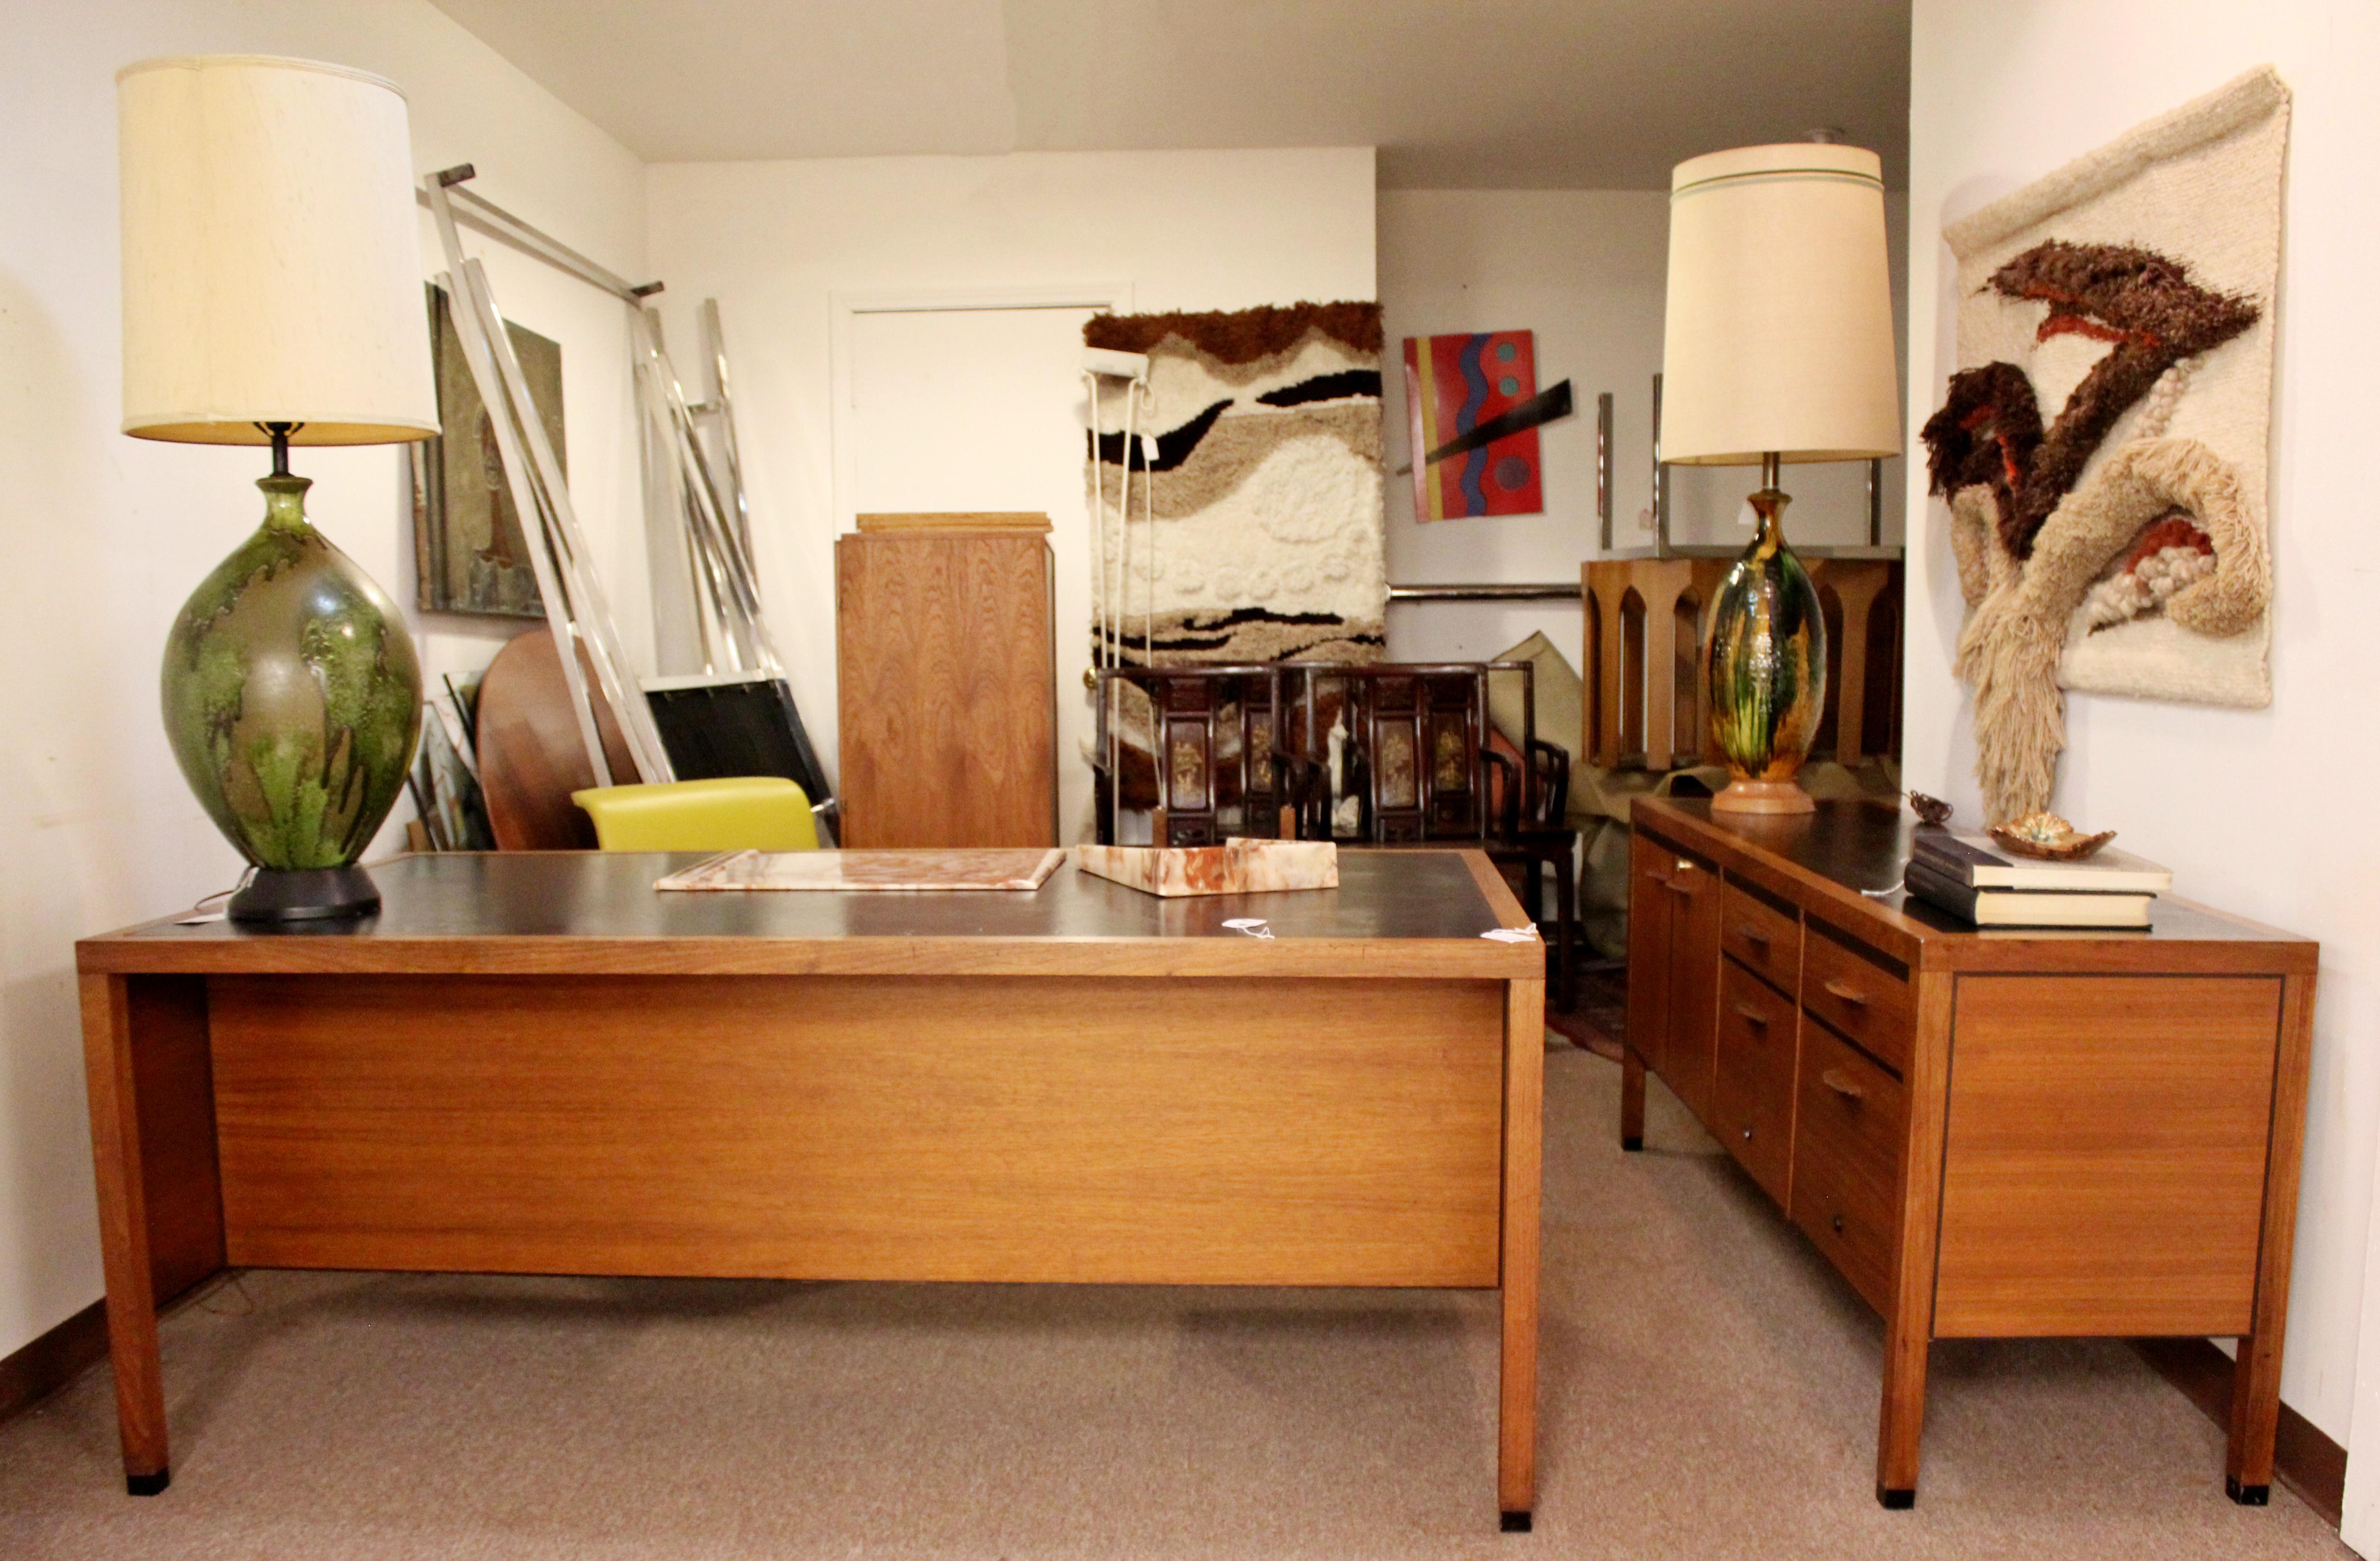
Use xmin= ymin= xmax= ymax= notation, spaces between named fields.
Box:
xmin=1619 ymin=798 xmax=2317 ymax=1510
xmin=834 ymin=517 xmax=1057 ymax=848
xmin=1627 ymin=845 xmax=1721 ymax=1126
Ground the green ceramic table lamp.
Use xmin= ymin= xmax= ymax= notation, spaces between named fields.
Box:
xmin=119 ymin=55 xmax=438 ymax=919
xmin=1659 ymin=141 xmax=1901 ymax=814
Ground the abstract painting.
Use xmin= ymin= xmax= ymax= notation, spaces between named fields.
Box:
xmin=411 ymin=282 xmax=565 ymax=619
xmin=1403 ymin=330 xmax=1561 ymax=521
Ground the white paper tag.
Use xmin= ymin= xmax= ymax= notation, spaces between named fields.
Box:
xmin=1481 ymin=927 xmax=1539 ymax=942
xmin=175 ymin=911 xmax=227 ymax=925
xmin=1221 ymin=917 xmax=1274 ymax=940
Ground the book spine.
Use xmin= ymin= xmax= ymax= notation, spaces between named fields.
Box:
xmin=1908 ymin=836 xmax=1982 ymax=888
xmin=1902 ymin=859 xmax=1981 ymax=921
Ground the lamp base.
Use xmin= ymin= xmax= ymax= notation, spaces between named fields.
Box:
xmin=229 ymin=866 xmax=382 ymax=923
xmin=1710 ymin=778 xmax=1816 ymax=815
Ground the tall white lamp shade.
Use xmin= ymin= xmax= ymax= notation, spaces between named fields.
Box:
xmin=118 ymin=54 xmax=436 ymax=446
xmin=1660 ymin=142 xmax=1899 ymax=466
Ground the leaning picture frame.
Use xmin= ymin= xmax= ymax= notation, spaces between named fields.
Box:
xmin=411 ymin=281 xmax=566 ymax=618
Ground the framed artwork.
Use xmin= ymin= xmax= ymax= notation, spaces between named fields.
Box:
xmin=411 ymin=282 xmax=565 ymax=618
xmin=1402 ymin=329 xmax=1554 ymax=521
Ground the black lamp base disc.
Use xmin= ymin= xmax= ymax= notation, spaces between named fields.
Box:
xmin=229 ymin=866 xmax=381 ymax=923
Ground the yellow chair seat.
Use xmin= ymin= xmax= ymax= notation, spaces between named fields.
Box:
xmin=571 ymin=776 xmax=819 ymax=853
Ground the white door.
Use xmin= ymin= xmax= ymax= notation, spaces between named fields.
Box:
xmin=841 ymin=303 xmax=1107 ymax=841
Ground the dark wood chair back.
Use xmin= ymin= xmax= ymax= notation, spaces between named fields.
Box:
xmin=1089 ymin=661 xmax=1566 ymax=850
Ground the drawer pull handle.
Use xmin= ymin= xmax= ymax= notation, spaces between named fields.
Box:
xmin=1831 ymin=1213 xmax=1846 ymax=1235
xmin=1820 ymin=1068 xmax=1866 ymax=1103
xmin=1822 ymin=977 xmax=1869 ymax=1007
xmin=1733 ymin=1003 xmax=1770 ymax=1028
xmin=1662 ymin=879 xmax=1694 ymax=898
xmin=1736 ymin=923 xmax=1770 ymax=947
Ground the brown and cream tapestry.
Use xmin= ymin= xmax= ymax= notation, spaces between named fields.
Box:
xmin=1085 ymin=301 xmax=1386 ymax=665
xmin=1922 ymin=67 xmax=2288 ymax=823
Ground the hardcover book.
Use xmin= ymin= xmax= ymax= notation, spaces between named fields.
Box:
xmin=1902 ymin=857 xmax=2153 ymax=929
xmin=1911 ymin=832 xmax=2172 ymax=894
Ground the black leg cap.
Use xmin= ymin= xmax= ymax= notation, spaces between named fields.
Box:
xmin=1500 ymin=1510 xmax=1533 ymax=1533
xmin=2227 ymin=1478 xmax=2270 ymax=1506
xmin=1621 ymin=1135 xmax=1644 ymax=1153
xmin=127 ymin=1469 xmax=170 ymax=1497
xmin=1876 ymin=1485 xmax=1915 ymax=1510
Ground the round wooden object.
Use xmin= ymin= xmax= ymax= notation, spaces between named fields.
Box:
xmin=474 ymin=626 xmax=639 ymax=850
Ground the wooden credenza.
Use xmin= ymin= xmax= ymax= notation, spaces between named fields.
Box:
xmin=835 ymin=515 xmax=1057 ymax=847
xmin=1622 ymin=797 xmax=2316 ymax=1508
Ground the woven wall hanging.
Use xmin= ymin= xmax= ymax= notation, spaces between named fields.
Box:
xmin=1922 ymin=66 xmax=2289 ymax=823
xmin=1084 ymin=301 xmax=1387 ymax=666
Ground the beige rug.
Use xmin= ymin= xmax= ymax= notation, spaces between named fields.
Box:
xmin=0 ymin=1047 xmax=2348 ymax=1560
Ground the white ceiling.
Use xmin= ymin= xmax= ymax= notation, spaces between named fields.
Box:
xmin=427 ymin=0 xmax=1911 ymax=188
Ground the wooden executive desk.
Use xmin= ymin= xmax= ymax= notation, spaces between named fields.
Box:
xmin=1624 ymin=798 xmax=2316 ymax=1508
xmin=76 ymin=850 xmax=1546 ymax=1529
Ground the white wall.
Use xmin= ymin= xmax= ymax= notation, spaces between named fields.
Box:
xmin=643 ymin=147 xmax=1378 ymax=801
xmin=1907 ymin=0 xmax=2380 ymax=1487
xmin=0 ymin=0 xmax=649 ymax=1362
xmin=1378 ymin=187 xmax=1908 ymax=673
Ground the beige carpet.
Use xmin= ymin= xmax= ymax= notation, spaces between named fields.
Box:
xmin=0 ymin=1046 xmax=2351 ymax=1560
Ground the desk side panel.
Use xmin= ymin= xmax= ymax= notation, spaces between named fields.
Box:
xmin=209 ymin=974 xmax=1503 ymax=1288
xmin=1933 ymin=974 xmax=2281 ymax=1337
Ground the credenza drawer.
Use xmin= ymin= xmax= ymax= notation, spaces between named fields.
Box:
xmin=1803 ymin=924 xmax=1911 ymax=1074
xmin=1790 ymin=1021 xmax=1906 ymax=1313
xmin=1721 ymin=878 xmax=1801 ymax=998
xmin=1716 ymin=955 xmax=1797 ymax=1205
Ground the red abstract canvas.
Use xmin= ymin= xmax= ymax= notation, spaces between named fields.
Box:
xmin=1402 ymin=330 xmax=1544 ymax=521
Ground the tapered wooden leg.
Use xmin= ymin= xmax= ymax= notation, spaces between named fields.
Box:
xmin=1620 ymin=1047 xmax=1646 ymax=1151
xmin=2228 ymin=970 xmax=2317 ymax=1503
xmin=1877 ymin=970 xmax=1956 ymax=1508
xmin=1875 ymin=1327 xmax=1927 ymax=1508
xmin=79 ymin=974 xmax=170 ymax=1494
xmin=1499 ymin=977 xmax=1544 ymax=1530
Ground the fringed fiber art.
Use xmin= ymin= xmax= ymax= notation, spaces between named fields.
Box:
xmin=1921 ymin=66 xmax=2288 ymax=823
xmin=1084 ymin=302 xmax=1386 ymax=665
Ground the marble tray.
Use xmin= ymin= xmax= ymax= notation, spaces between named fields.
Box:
xmin=657 ymin=848 xmax=1064 ymax=892
xmin=1076 ymin=838 xmax=1339 ymax=897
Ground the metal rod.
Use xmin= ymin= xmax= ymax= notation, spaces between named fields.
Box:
xmin=419 ymin=166 xmax=657 ymax=303
xmin=464 ymin=255 xmax=676 ymax=783
xmin=696 ymin=299 xmax=754 ymax=558
xmin=1387 ymin=583 xmax=1585 ymax=602
xmin=1596 ymin=391 xmax=1614 ymax=552
xmin=1867 ymin=456 xmax=1885 ymax=546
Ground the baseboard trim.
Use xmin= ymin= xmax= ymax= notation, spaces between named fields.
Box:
xmin=2132 ymin=1337 xmax=2345 ymax=1528
xmin=0 ymin=1299 xmax=109 ymax=1426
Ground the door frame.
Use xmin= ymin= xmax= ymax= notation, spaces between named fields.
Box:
xmin=826 ymin=282 xmax=1135 ymax=533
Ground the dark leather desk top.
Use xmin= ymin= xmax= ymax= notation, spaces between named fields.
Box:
xmin=79 ymin=848 xmax=1544 ymax=981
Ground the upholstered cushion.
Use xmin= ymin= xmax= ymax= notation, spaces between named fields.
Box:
xmin=1487 ymin=630 xmax=1584 ymax=770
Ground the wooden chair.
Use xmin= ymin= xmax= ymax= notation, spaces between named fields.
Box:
xmin=1087 ymin=666 xmax=1324 ymax=848
xmin=1282 ymin=663 xmax=1577 ymax=1008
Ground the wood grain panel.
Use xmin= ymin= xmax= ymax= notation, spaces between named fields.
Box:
xmin=836 ymin=532 xmax=1056 ymax=848
xmin=1933 ymin=975 xmax=2282 ymax=1338
xmin=1715 ymin=956 xmax=1798 ymax=1205
xmin=1661 ymin=852 xmax=1722 ymax=1129
xmin=1789 ymin=1020 xmax=1905 ymax=1313
xmin=209 ymin=974 xmax=1504 ymax=1288
xmin=1721 ymin=877 xmax=1801 ymax=1000
xmin=125 ymin=976 xmax=224 ymax=1304
xmin=1803 ymin=924 xmax=1911 ymax=1074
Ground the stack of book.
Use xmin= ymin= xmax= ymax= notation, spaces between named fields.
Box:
xmin=1902 ymin=833 xmax=2173 ymax=928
